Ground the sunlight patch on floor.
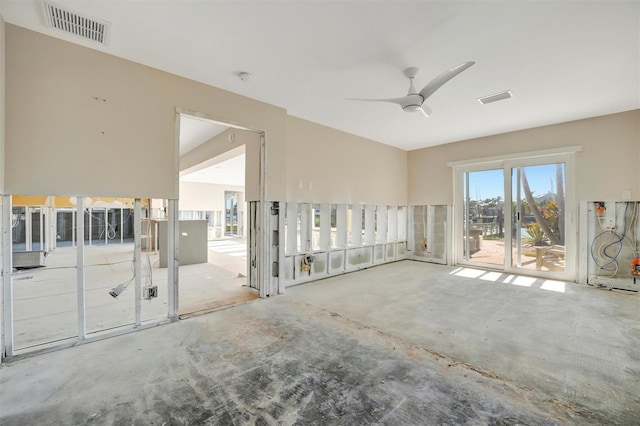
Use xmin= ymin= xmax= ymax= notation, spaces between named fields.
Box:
xmin=450 ymin=267 xmax=485 ymax=278
xmin=479 ymin=271 xmax=503 ymax=282
xmin=540 ymin=280 xmax=566 ymax=293
xmin=512 ymin=276 xmax=536 ymax=287
xmin=449 ymin=266 xmax=568 ymax=294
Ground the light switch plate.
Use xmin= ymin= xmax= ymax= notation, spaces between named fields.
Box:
xmin=605 ymin=201 xmax=616 ymax=229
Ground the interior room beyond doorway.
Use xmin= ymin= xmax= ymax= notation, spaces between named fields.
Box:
xmin=178 ymin=114 xmax=258 ymax=315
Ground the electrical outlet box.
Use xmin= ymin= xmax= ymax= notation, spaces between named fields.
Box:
xmin=143 ymin=286 xmax=158 ymax=300
xmin=605 ymin=201 xmax=616 ymax=229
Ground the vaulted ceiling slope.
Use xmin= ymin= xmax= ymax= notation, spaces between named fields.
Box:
xmin=2 ymin=1 xmax=639 ymax=151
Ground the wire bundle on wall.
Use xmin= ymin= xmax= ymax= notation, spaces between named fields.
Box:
xmin=589 ymin=202 xmax=639 ymax=288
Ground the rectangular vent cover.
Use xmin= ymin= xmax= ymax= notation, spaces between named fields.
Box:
xmin=478 ymin=90 xmax=513 ymax=105
xmin=43 ymin=1 xmax=111 ymax=45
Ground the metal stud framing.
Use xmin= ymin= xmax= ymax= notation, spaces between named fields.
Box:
xmin=76 ymin=197 xmax=86 ymax=341
xmin=134 ymin=199 xmax=142 ymax=327
xmin=167 ymin=199 xmax=179 ymax=319
xmin=2 ymin=196 xmax=14 ymax=358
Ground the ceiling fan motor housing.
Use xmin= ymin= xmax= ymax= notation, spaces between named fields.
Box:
xmin=402 ymin=94 xmax=425 ymax=112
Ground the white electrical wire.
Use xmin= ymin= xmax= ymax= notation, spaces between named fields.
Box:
xmin=591 ymin=202 xmax=640 ymax=287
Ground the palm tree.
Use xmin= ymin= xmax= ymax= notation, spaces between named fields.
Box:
xmin=556 ymin=164 xmax=565 ymax=243
xmin=521 ymin=170 xmax=562 ymax=245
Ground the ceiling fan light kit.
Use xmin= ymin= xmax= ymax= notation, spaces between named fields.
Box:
xmin=348 ymin=61 xmax=475 ymax=117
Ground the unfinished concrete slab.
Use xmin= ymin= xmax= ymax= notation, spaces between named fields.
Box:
xmin=1 ymin=260 xmax=638 ymax=424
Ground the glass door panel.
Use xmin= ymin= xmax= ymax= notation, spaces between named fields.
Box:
xmin=462 ymin=168 xmax=505 ymax=266
xmin=225 ymin=191 xmax=239 ymax=236
xmin=511 ymin=163 xmax=566 ymax=273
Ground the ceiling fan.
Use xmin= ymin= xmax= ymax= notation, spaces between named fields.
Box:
xmin=348 ymin=61 xmax=475 ymax=117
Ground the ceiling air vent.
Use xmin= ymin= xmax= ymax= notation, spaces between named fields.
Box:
xmin=43 ymin=1 xmax=111 ymax=45
xmin=477 ymin=90 xmax=513 ymax=105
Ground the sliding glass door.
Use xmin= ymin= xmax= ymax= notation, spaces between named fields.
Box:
xmin=511 ymin=163 xmax=566 ymax=274
xmin=456 ymin=154 xmax=574 ymax=279
xmin=462 ymin=168 xmax=505 ymax=267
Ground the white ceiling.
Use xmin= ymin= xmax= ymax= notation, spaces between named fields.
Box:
xmin=179 ymin=115 xmax=228 ymax=156
xmin=181 ymin=153 xmax=245 ymax=187
xmin=2 ymin=1 xmax=639 ymax=151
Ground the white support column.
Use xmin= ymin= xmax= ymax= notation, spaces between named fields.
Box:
xmin=25 ymin=206 xmax=32 ymax=252
xmin=376 ymin=205 xmax=388 ymax=243
xmin=167 ymin=199 xmax=179 ymax=319
xmin=388 ymin=206 xmax=398 ymax=242
xmin=134 ymin=200 xmax=142 ymax=327
xmin=336 ymin=204 xmax=347 ymax=248
xmin=351 ymin=205 xmax=362 ymax=246
xmin=2 ymin=195 xmax=14 ymax=358
xmin=319 ymin=204 xmax=331 ymax=250
xmin=76 ymin=197 xmax=86 ymax=341
xmin=286 ymin=202 xmax=297 ymax=255
xmin=364 ymin=205 xmax=376 ymax=244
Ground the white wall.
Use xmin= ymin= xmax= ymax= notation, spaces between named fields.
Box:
xmin=286 ymin=116 xmax=408 ymax=205
xmin=179 ymin=181 xmax=245 ymax=212
xmin=5 ymin=25 xmax=287 ymax=200
xmin=408 ymin=110 xmax=640 ymax=205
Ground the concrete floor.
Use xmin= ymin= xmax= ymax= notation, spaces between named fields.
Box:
xmin=1 ymin=260 xmax=639 ymax=424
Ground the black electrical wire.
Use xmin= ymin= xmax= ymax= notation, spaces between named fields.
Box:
xmin=590 ymin=230 xmax=623 ymax=271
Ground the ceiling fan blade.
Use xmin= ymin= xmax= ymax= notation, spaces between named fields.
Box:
xmin=346 ymin=96 xmax=411 ymax=106
xmin=418 ymin=61 xmax=475 ymax=101
xmin=419 ymin=105 xmax=432 ymax=117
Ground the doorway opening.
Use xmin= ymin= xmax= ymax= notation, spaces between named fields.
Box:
xmin=455 ymin=152 xmax=575 ymax=280
xmin=177 ymin=113 xmax=261 ymax=316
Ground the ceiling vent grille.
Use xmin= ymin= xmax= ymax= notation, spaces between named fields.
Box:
xmin=43 ymin=1 xmax=111 ymax=45
xmin=477 ymin=90 xmax=513 ymax=105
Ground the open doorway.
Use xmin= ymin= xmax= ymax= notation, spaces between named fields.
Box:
xmin=177 ymin=113 xmax=260 ymax=316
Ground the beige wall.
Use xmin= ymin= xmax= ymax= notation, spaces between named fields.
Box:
xmin=179 ymin=181 xmax=244 ymax=212
xmin=5 ymin=25 xmax=286 ymax=200
xmin=0 ymin=13 xmax=4 ymax=363
xmin=286 ymin=116 xmax=408 ymax=205
xmin=0 ymin=15 xmax=4 ymax=193
xmin=408 ymin=110 xmax=640 ymax=205
xmin=180 ymin=128 xmax=260 ymax=201
xmin=7 ymin=25 xmax=637 ymax=208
